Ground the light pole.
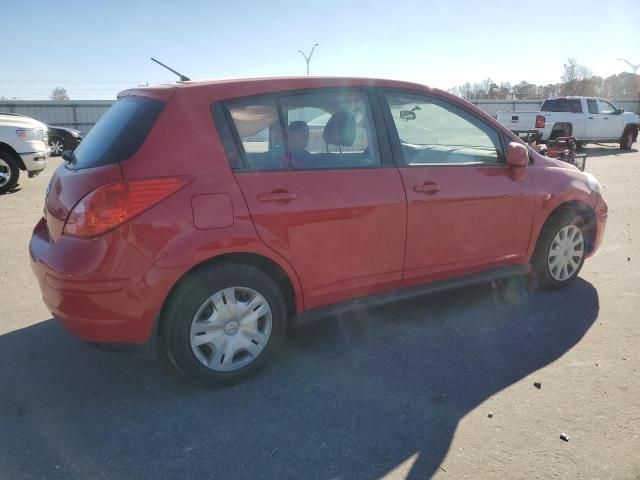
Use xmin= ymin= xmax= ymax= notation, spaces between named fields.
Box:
xmin=298 ymin=43 xmax=319 ymax=76
xmin=617 ymin=58 xmax=640 ymax=75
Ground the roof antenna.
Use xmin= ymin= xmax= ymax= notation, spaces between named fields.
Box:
xmin=150 ymin=57 xmax=191 ymax=81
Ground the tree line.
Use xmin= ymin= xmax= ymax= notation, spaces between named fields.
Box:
xmin=448 ymin=58 xmax=640 ymax=100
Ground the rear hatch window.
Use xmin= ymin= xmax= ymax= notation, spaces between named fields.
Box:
xmin=69 ymin=96 xmax=165 ymax=170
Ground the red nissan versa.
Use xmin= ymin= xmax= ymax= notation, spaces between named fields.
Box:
xmin=30 ymin=77 xmax=607 ymax=384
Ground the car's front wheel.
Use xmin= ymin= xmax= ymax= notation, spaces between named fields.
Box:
xmin=164 ymin=263 xmax=286 ymax=385
xmin=532 ymin=211 xmax=587 ymax=290
xmin=0 ymin=152 xmax=20 ymax=194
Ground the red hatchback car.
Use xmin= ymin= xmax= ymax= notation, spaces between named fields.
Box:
xmin=30 ymin=77 xmax=607 ymax=384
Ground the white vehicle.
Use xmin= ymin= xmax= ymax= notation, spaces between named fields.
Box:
xmin=496 ymin=97 xmax=640 ymax=150
xmin=0 ymin=113 xmax=49 ymax=194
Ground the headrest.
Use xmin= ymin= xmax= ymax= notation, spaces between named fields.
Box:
xmin=322 ymin=111 xmax=356 ymax=147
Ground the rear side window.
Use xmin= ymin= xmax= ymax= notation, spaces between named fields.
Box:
xmin=69 ymin=96 xmax=165 ymax=170
xmin=541 ymin=99 xmax=582 ymax=113
xmin=224 ymin=98 xmax=286 ymax=171
xmin=587 ymin=99 xmax=598 ymax=114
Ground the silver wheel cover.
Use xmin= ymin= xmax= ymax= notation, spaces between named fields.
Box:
xmin=189 ymin=286 xmax=273 ymax=372
xmin=547 ymin=225 xmax=584 ymax=282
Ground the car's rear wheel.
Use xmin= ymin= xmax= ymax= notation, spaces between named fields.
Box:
xmin=49 ymin=137 xmax=65 ymax=156
xmin=620 ymin=128 xmax=634 ymax=150
xmin=164 ymin=263 xmax=286 ymax=385
xmin=532 ymin=211 xmax=587 ymax=290
xmin=0 ymin=152 xmax=19 ymax=194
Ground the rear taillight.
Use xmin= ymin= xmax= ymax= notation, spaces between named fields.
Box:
xmin=63 ymin=177 xmax=188 ymax=238
xmin=535 ymin=115 xmax=545 ymax=129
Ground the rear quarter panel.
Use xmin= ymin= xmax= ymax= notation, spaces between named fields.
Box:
xmin=117 ymin=89 xmax=305 ymax=312
xmin=542 ymin=112 xmax=586 ymax=139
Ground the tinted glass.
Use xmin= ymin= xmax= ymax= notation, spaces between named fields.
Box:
xmin=587 ymin=99 xmax=598 ymax=114
xmin=385 ymin=92 xmax=502 ymax=165
xmin=540 ymin=99 xmax=582 ymax=113
xmin=70 ymin=96 xmax=165 ymax=170
xmin=225 ymin=90 xmax=380 ymax=171
xmin=280 ymin=91 xmax=379 ymax=169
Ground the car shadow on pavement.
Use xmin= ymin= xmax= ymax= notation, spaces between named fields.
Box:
xmin=582 ymin=144 xmax=637 ymax=158
xmin=0 ymin=278 xmax=599 ymax=479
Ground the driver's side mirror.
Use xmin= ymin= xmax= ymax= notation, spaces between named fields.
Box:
xmin=506 ymin=142 xmax=529 ymax=167
xmin=399 ymin=110 xmax=416 ymax=121
xmin=616 ymin=107 xmax=625 ymax=114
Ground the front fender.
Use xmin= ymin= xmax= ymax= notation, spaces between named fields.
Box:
xmin=526 ymin=163 xmax=599 ymax=259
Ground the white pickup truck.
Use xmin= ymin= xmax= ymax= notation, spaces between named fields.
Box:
xmin=0 ymin=113 xmax=49 ymax=194
xmin=496 ymin=96 xmax=640 ymax=150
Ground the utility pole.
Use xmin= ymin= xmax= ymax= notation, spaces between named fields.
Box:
xmin=298 ymin=43 xmax=319 ymax=76
xmin=617 ymin=58 xmax=640 ymax=75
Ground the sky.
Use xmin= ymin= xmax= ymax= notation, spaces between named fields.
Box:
xmin=2 ymin=0 xmax=639 ymax=100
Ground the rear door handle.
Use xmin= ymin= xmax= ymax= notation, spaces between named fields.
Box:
xmin=603 ymin=117 xmax=609 ymax=120
xmin=588 ymin=117 xmax=594 ymax=120
xmin=413 ymin=182 xmax=440 ymax=195
xmin=257 ymin=191 xmax=297 ymax=203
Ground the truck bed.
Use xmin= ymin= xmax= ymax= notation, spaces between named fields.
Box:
xmin=495 ymin=111 xmax=539 ymax=133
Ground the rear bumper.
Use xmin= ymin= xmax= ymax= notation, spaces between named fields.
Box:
xmin=20 ymin=151 xmax=49 ymax=173
xmin=29 ymin=217 xmax=179 ymax=347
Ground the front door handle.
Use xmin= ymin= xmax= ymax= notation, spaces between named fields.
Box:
xmin=413 ymin=182 xmax=440 ymax=195
xmin=257 ymin=190 xmax=297 ymax=203
xmin=588 ymin=116 xmax=594 ymax=120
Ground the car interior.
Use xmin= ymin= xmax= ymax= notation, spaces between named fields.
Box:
xmin=227 ymin=93 xmax=378 ymax=170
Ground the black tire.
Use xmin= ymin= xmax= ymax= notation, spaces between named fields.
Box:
xmin=532 ymin=211 xmax=587 ymax=290
xmin=620 ymin=128 xmax=634 ymax=150
xmin=163 ymin=263 xmax=287 ymax=386
xmin=0 ymin=151 xmax=20 ymax=194
xmin=49 ymin=137 xmax=65 ymax=157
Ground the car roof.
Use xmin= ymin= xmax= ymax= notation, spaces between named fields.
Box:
xmin=120 ymin=76 xmax=435 ymax=101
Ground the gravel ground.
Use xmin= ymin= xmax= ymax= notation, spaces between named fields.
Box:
xmin=0 ymin=146 xmax=639 ymax=479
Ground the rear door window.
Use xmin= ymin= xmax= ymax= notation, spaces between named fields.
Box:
xmin=541 ymin=99 xmax=582 ymax=113
xmin=222 ymin=90 xmax=380 ymax=171
xmin=280 ymin=91 xmax=379 ymax=169
xmin=69 ymin=96 xmax=165 ymax=170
